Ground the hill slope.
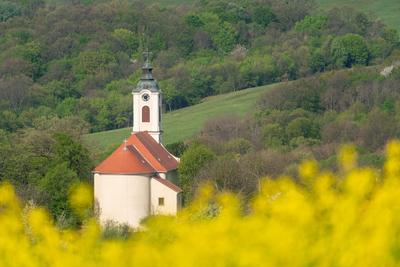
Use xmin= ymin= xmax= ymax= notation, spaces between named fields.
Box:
xmin=84 ymin=84 xmax=275 ymax=150
xmin=149 ymin=0 xmax=400 ymax=32
xmin=318 ymin=0 xmax=400 ymax=32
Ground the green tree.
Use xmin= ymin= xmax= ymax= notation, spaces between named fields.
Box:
xmin=39 ymin=162 xmax=79 ymax=221
xmin=213 ymin=22 xmax=237 ymax=54
xmin=0 ymin=1 xmax=21 ymax=22
xmin=331 ymin=34 xmax=370 ymax=67
xmin=309 ymin=50 xmax=326 ymax=72
xmin=53 ymin=133 xmax=92 ymax=180
xmin=295 ymin=15 xmax=327 ymax=35
xmin=253 ymin=5 xmax=276 ymax=27
xmin=112 ymin=29 xmax=139 ymax=56
xmin=178 ymin=144 xmax=216 ymax=202
xmin=286 ymin=117 xmax=320 ymax=140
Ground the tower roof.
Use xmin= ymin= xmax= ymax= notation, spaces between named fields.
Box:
xmin=93 ymin=131 xmax=178 ymax=175
xmin=133 ymin=52 xmax=160 ymax=93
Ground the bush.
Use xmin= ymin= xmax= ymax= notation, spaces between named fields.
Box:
xmin=165 ymin=141 xmax=187 ymax=157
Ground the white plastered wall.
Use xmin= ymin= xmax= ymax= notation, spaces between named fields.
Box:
xmin=94 ymin=173 xmax=151 ymax=228
xmin=150 ymin=177 xmax=179 ymax=215
xmin=132 ymin=90 xmax=162 ymax=143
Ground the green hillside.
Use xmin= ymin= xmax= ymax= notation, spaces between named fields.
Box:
xmin=318 ymin=0 xmax=400 ymax=32
xmin=84 ymin=83 xmax=275 ymax=150
xmin=149 ymin=0 xmax=400 ymax=32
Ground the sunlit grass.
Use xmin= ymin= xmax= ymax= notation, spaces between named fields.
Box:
xmin=84 ymin=84 xmax=274 ymax=150
xmin=318 ymin=0 xmax=400 ymax=32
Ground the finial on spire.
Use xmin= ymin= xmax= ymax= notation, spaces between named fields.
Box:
xmin=142 ymin=50 xmax=153 ymax=70
xmin=133 ymin=49 xmax=160 ymax=92
xmin=143 ymin=50 xmax=152 ymax=63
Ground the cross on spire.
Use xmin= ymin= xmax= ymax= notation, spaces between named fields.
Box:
xmin=141 ymin=50 xmax=154 ymax=80
xmin=143 ymin=51 xmax=152 ymax=65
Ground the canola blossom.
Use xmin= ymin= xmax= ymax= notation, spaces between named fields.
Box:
xmin=3 ymin=142 xmax=400 ymax=266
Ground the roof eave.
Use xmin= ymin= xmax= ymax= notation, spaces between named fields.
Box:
xmin=93 ymin=171 xmax=156 ymax=175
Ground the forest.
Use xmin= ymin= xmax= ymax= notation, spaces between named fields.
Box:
xmin=0 ymin=0 xmax=398 ymax=133
xmin=0 ymin=0 xmax=400 ymax=225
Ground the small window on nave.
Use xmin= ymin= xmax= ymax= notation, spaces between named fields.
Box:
xmin=158 ymin=197 xmax=164 ymax=206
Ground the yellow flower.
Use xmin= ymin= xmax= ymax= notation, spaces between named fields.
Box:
xmin=338 ymin=144 xmax=357 ymax=172
xmin=2 ymin=142 xmax=400 ymax=266
xmin=69 ymin=183 xmax=93 ymax=217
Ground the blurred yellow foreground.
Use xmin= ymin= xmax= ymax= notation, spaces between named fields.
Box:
xmin=2 ymin=142 xmax=400 ymax=267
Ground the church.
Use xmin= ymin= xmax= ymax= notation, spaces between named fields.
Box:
xmin=93 ymin=54 xmax=182 ymax=228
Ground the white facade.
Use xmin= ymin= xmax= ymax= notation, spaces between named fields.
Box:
xmin=150 ymin=178 xmax=180 ymax=215
xmin=132 ymin=90 xmax=162 ymax=143
xmin=94 ymin=173 xmax=151 ymax=227
xmin=94 ymin=172 xmax=181 ymax=228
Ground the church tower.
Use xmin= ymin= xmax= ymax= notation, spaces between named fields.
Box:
xmin=132 ymin=52 xmax=163 ymax=143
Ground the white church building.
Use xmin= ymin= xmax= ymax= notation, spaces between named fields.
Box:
xmin=93 ymin=54 xmax=182 ymax=228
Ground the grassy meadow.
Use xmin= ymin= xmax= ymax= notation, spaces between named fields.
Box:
xmin=150 ymin=0 xmax=400 ymax=32
xmin=318 ymin=0 xmax=400 ymax=31
xmin=84 ymin=83 xmax=275 ymax=150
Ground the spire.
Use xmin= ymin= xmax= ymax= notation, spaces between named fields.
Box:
xmin=141 ymin=51 xmax=154 ymax=80
xmin=133 ymin=51 xmax=160 ymax=92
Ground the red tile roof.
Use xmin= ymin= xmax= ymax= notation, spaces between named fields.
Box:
xmin=154 ymin=177 xmax=183 ymax=193
xmin=93 ymin=131 xmax=178 ymax=175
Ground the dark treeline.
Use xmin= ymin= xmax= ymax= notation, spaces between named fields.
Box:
xmin=0 ymin=118 xmax=92 ymax=226
xmin=0 ymin=0 xmax=399 ymax=133
xmin=178 ymin=67 xmax=400 ymax=201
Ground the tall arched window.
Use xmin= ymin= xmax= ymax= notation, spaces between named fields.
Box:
xmin=142 ymin=106 xmax=150 ymax=122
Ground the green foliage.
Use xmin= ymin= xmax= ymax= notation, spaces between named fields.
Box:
xmin=39 ymin=162 xmax=79 ymax=221
xmin=295 ymin=15 xmax=327 ymax=35
xmin=0 ymin=0 xmax=397 ymax=136
xmin=286 ymin=117 xmax=320 ymax=140
xmin=0 ymin=126 xmax=92 ymax=225
xmin=112 ymin=29 xmax=139 ymax=56
xmin=0 ymin=1 xmax=21 ymax=22
xmin=102 ymin=222 xmax=132 ymax=240
xmin=262 ymin=123 xmax=285 ymax=148
xmin=309 ymin=50 xmax=326 ymax=72
xmin=331 ymin=34 xmax=370 ymax=67
xmin=165 ymin=141 xmax=187 ymax=157
xmin=224 ymin=138 xmax=252 ymax=155
xmin=53 ymin=133 xmax=92 ymax=179
xmin=185 ymin=14 xmax=204 ymax=28
xmin=253 ymin=5 xmax=276 ymax=27
xmin=213 ymin=22 xmax=237 ymax=54
xmin=74 ymin=50 xmax=116 ymax=76
xmin=318 ymin=0 xmax=400 ymax=32
xmin=178 ymin=143 xmax=216 ymax=201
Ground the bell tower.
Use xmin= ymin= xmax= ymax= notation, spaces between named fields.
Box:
xmin=132 ymin=52 xmax=163 ymax=143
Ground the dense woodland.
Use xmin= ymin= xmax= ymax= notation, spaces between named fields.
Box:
xmin=0 ymin=0 xmax=398 ymax=133
xmin=0 ymin=0 xmax=400 ymax=224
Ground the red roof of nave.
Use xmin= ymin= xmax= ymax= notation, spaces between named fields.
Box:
xmin=93 ymin=132 xmax=178 ymax=175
